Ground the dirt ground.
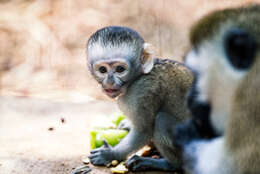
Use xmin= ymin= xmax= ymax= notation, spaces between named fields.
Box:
xmin=0 ymin=95 xmax=168 ymax=174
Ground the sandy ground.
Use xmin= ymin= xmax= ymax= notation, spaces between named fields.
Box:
xmin=0 ymin=95 xmax=168 ymax=174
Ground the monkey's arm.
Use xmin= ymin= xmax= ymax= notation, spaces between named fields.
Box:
xmin=89 ymin=104 xmax=158 ymax=165
xmin=89 ymin=116 xmax=155 ymax=166
xmin=114 ymin=80 xmax=161 ymax=158
xmin=89 ymin=78 xmax=161 ymax=166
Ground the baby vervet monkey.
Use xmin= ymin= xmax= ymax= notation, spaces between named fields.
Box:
xmin=85 ymin=26 xmax=193 ymax=172
xmin=174 ymin=4 xmax=260 ymax=174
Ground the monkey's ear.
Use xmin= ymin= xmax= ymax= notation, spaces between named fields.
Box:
xmin=142 ymin=43 xmax=154 ymax=74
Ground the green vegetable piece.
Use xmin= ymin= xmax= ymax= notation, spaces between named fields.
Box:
xmin=112 ymin=114 xmax=126 ymax=126
xmin=90 ymin=129 xmax=128 ymax=149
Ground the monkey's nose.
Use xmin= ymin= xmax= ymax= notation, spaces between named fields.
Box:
xmin=104 ymin=82 xmax=114 ymax=89
xmin=107 ymin=72 xmax=115 ymax=85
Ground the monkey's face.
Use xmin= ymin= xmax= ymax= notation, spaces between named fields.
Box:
xmin=185 ymin=25 xmax=257 ymax=135
xmin=86 ymin=38 xmax=143 ymax=99
xmin=91 ymin=58 xmax=135 ymax=98
xmin=86 ymin=26 xmax=154 ymax=99
xmin=174 ymin=6 xmax=260 ymax=174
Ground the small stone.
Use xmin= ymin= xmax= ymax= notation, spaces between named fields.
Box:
xmin=111 ymin=162 xmax=128 ymax=174
xmin=151 ymin=155 xmax=160 ymax=159
xmin=81 ymin=156 xmax=90 ymax=164
xmin=111 ymin=160 xmax=119 ymax=166
xmin=61 ymin=117 xmax=66 ymax=123
xmin=106 ymin=163 xmax=112 ymax=168
xmin=135 ymin=145 xmax=152 ymax=157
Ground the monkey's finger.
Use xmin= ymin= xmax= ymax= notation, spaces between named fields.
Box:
xmin=126 ymin=155 xmax=140 ymax=169
xmin=88 ymin=153 xmax=100 ymax=159
xmin=102 ymin=139 xmax=110 ymax=148
xmin=89 ymin=157 xmax=107 ymax=166
xmin=90 ymin=148 xmax=102 ymax=154
xmin=89 ymin=157 xmax=102 ymax=165
xmin=131 ymin=163 xmax=147 ymax=172
xmin=127 ymin=156 xmax=152 ymax=172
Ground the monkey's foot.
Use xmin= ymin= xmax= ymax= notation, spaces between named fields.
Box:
xmin=126 ymin=155 xmax=182 ymax=172
xmin=71 ymin=165 xmax=91 ymax=174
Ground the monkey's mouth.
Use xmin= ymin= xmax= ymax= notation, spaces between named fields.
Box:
xmin=104 ymin=88 xmax=121 ymax=98
xmin=105 ymin=89 xmax=119 ymax=93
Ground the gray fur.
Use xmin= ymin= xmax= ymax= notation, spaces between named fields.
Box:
xmin=86 ymin=26 xmax=193 ymax=172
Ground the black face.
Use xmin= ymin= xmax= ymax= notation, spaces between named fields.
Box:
xmin=224 ymin=28 xmax=257 ymax=70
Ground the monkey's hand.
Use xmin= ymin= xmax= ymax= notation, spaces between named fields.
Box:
xmin=118 ymin=119 xmax=131 ymax=131
xmin=89 ymin=140 xmax=116 ymax=166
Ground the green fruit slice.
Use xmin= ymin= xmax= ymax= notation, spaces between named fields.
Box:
xmin=90 ymin=129 xmax=128 ymax=149
xmin=112 ymin=114 xmax=126 ymax=126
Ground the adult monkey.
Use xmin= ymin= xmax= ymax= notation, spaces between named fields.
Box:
xmin=174 ymin=4 xmax=260 ymax=174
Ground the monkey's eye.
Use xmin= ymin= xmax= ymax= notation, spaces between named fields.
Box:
xmin=99 ymin=66 xmax=107 ymax=74
xmin=224 ymin=28 xmax=256 ymax=70
xmin=115 ymin=66 xmax=126 ymax=73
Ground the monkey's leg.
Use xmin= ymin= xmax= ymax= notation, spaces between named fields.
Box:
xmin=126 ymin=112 xmax=183 ymax=172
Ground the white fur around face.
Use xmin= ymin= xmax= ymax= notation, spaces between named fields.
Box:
xmin=87 ymin=42 xmax=135 ymax=61
xmin=185 ymin=137 xmax=233 ymax=174
xmin=183 ymin=20 xmax=254 ymax=174
xmin=186 ymin=50 xmax=211 ymax=103
xmin=185 ymin=27 xmax=248 ymax=134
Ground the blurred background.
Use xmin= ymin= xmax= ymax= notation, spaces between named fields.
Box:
xmin=0 ymin=1 xmax=258 ymax=174
xmin=1 ymin=0 xmax=257 ymax=102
